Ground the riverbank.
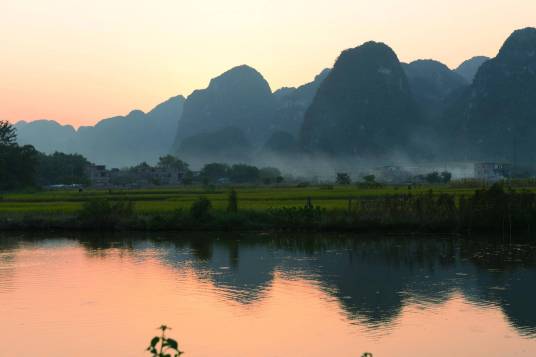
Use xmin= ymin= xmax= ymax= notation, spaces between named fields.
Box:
xmin=1 ymin=184 xmax=535 ymax=239
xmin=0 ymin=184 xmax=487 ymax=215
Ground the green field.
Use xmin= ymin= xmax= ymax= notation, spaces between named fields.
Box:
xmin=0 ymin=184 xmax=507 ymax=217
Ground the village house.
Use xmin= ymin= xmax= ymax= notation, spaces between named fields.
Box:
xmin=86 ymin=164 xmax=111 ymax=187
xmin=373 ymin=166 xmax=413 ymax=184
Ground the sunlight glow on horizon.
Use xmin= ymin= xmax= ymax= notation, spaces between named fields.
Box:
xmin=1 ymin=0 xmax=535 ymax=127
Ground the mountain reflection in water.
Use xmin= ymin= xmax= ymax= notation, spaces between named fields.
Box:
xmin=1 ymin=233 xmax=535 ymax=356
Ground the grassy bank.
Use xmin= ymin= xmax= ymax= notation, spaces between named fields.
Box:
xmin=0 ymin=184 xmax=501 ymax=214
xmin=1 ymin=184 xmax=536 ymax=238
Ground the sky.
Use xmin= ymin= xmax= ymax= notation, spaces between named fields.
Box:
xmin=1 ymin=0 xmax=535 ymax=127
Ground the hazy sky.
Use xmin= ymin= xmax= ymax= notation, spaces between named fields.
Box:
xmin=1 ymin=0 xmax=535 ymax=127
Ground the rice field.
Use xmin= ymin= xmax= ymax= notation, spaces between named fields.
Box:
xmin=0 ymin=184 xmax=502 ymax=217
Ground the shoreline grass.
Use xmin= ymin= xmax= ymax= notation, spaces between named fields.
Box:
xmin=1 ymin=184 xmax=536 ymax=239
xmin=0 ymin=184 xmax=514 ymax=213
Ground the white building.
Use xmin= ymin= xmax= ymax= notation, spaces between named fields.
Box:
xmin=474 ymin=162 xmax=512 ymax=182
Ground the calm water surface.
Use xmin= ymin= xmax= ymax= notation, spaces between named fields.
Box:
xmin=1 ymin=233 xmax=535 ymax=356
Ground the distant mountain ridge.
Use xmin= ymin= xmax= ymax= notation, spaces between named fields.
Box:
xmin=403 ymin=59 xmax=468 ymax=121
xmin=455 ymin=56 xmax=490 ymax=82
xmin=14 ymin=120 xmax=76 ymax=154
xmin=272 ymin=68 xmax=330 ymax=136
xmin=16 ymin=95 xmax=185 ymax=167
xmin=13 ymin=27 xmax=536 ymax=169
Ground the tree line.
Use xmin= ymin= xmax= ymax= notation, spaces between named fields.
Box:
xmin=0 ymin=120 xmax=284 ymax=190
xmin=198 ymin=163 xmax=283 ymax=185
xmin=0 ymin=121 xmax=89 ymax=190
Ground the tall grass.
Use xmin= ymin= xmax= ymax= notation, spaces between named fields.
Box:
xmin=2 ymin=184 xmax=536 ymax=237
xmin=78 ymin=198 xmax=136 ymax=229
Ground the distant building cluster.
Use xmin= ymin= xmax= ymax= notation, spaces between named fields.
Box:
xmin=368 ymin=162 xmax=513 ymax=184
xmin=86 ymin=163 xmax=186 ymax=188
xmin=82 ymin=161 xmax=516 ymax=188
xmin=474 ymin=162 xmax=512 ymax=182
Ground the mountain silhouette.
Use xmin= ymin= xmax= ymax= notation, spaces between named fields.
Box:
xmin=177 ymin=126 xmax=253 ymax=166
xmin=300 ymin=41 xmax=421 ymax=158
xmin=173 ymin=65 xmax=276 ymax=154
xmin=13 ymin=28 xmax=536 ymax=168
xmin=445 ymin=27 xmax=536 ymax=163
xmin=262 ymin=131 xmax=300 ymax=155
xmin=403 ymin=59 xmax=468 ymax=121
xmin=273 ymin=68 xmax=330 ymax=136
xmin=14 ymin=120 xmax=76 ymax=154
xmin=455 ymin=56 xmax=490 ymax=82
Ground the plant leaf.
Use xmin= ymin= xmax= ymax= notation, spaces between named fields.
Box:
xmin=150 ymin=336 xmax=160 ymax=347
xmin=165 ymin=338 xmax=178 ymax=350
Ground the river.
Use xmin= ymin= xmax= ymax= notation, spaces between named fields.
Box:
xmin=1 ymin=233 xmax=535 ymax=356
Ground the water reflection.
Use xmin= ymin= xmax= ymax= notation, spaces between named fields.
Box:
xmin=152 ymin=235 xmax=536 ymax=336
xmin=1 ymin=233 xmax=535 ymax=356
xmin=62 ymin=234 xmax=536 ymax=335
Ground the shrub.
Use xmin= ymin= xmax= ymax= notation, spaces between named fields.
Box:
xmin=190 ymin=197 xmax=212 ymax=221
xmin=440 ymin=171 xmax=452 ymax=183
xmin=78 ymin=198 xmax=135 ymax=229
xmin=269 ymin=206 xmax=325 ymax=228
xmin=227 ymin=189 xmax=238 ymax=213
xmin=336 ymin=172 xmax=351 ymax=185
xmin=449 ymin=178 xmax=486 ymax=188
xmin=460 ymin=183 xmax=536 ymax=233
xmin=362 ymin=175 xmax=376 ymax=184
xmin=357 ymin=175 xmax=382 ymax=188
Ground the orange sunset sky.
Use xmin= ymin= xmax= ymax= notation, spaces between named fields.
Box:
xmin=1 ymin=0 xmax=535 ymax=127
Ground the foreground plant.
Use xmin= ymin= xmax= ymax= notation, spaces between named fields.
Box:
xmin=147 ymin=325 xmax=183 ymax=357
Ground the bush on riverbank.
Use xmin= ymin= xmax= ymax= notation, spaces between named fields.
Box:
xmin=190 ymin=196 xmax=212 ymax=221
xmin=78 ymin=198 xmax=136 ymax=229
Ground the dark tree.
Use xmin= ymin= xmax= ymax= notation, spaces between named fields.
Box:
xmin=182 ymin=170 xmax=194 ymax=185
xmin=425 ymin=171 xmax=442 ymax=184
xmin=259 ymin=167 xmax=282 ymax=185
xmin=229 ymin=164 xmax=260 ymax=184
xmin=440 ymin=171 xmax=452 ymax=183
xmin=336 ymin=172 xmax=351 ymax=185
xmin=0 ymin=122 xmax=39 ymax=190
xmin=158 ymin=155 xmax=189 ymax=172
xmin=200 ymin=163 xmax=230 ymax=183
xmin=0 ymin=120 xmax=17 ymax=146
xmin=36 ymin=152 xmax=90 ymax=185
xmin=0 ymin=144 xmax=39 ymax=190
